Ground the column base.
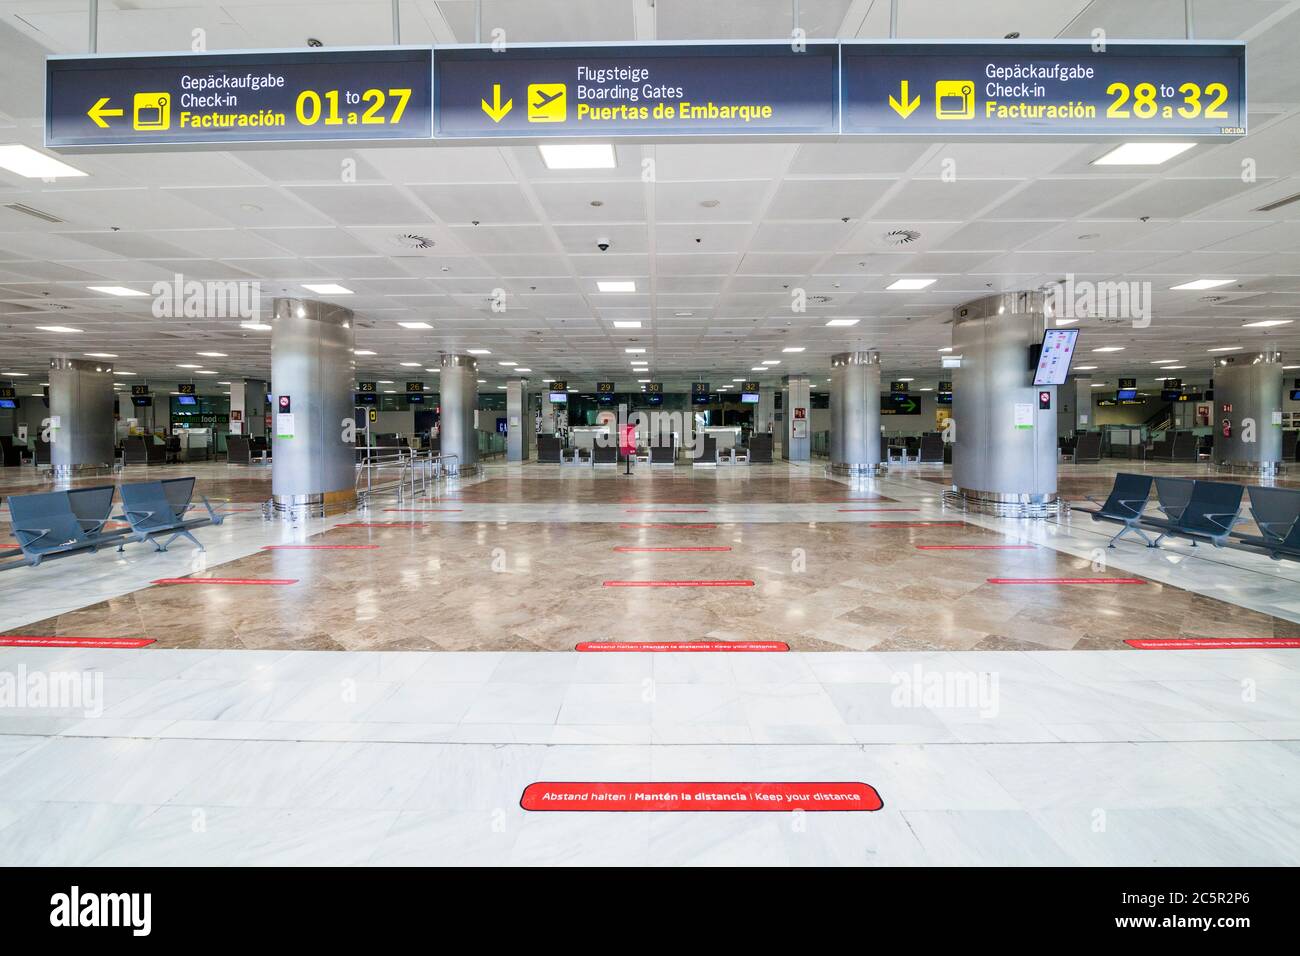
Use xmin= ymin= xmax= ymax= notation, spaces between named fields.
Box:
xmin=51 ymin=463 xmax=114 ymax=479
xmin=268 ymin=489 xmax=357 ymax=520
xmin=831 ymin=462 xmax=883 ymax=477
xmin=943 ymin=487 xmax=1065 ymax=519
xmin=1216 ymin=460 xmax=1282 ymax=477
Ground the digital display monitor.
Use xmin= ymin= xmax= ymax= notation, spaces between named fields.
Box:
xmin=1291 ymin=389 xmax=1300 ymax=401
xmin=355 ymin=393 xmax=377 ymax=406
xmin=131 ymin=396 xmax=152 ymax=408
xmin=692 ymin=392 xmax=712 ymax=405
xmin=0 ymin=399 xmax=15 ymax=409
xmin=177 ymin=395 xmax=197 ymax=406
xmin=1116 ymin=388 xmax=1138 ymax=401
xmin=1160 ymin=389 xmax=1184 ymax=402
xmin=407 ymin=393 xmax=424 ymax=404
xmin=548 ymin=391 xmax=568 ymax=403
xmin=936 ymin=392 xmax=953 ymax=406
xmin=740 ymin=392 xmax=760 ymax=404
xmin=1032 ymin=328 xmax=1079 ymax=386
xmin=646 ymin=393 xmax=663 ymax=406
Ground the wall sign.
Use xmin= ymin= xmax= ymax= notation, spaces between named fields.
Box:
xmin=434 ymin=42 xmax=840 ymax=139
xmin=46 ymin=47 xmax=433 ymax=148
xmin=177 ymin=383 xmax=196 ymax=395
xmin=405 ymin=381 xmax=424 ymax=393
xmin=841 ymin=41 xmax=1245 ymax=137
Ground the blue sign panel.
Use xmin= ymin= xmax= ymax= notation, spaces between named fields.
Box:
xmin=434 ymin=42 xmax=840 ymax=139
xmin=842 ymin=41 xmax=1245 ymax=137
xmin=46 ymin=47 xmax=433 ymax=148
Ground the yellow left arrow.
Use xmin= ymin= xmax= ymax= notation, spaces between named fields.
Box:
xmin=87 ymin=97 xmax=124 ymax=128
xmin=480 ymin=84 xmax=513 ymax=123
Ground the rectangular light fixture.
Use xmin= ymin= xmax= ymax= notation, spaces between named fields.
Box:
xmin=196 ymin=351 xmax=227 ymax=357
xmin=84 ymin=352 xmax=117 ymax=358
xmin=302 ymin=283 xmax=353 ymax=295
xmin=112 ymin=371 xmax=136 ymax=376
xmin=498 ymin=361 xmax=516 ymax=366
xmin=1093 ymin=142 xmax=1195 ymax=166
xmin=241 ymin=322 xmax=272 ymax=331
xmin=539 ymin=143 xmax=616 ymax=169
xmin=1150 ymin=360 xmax=1179 ymax=364
xmin=400 ymin=362 xmax=421 ymax=367
xmin=1092 ymin=346 xmax=1125 ymax=353
xmin=598 ymin=281 xmax=636 ymax=293
xmin=36 ymin=326 xmax=82 ymax=333
xmin=1207 ymin=346 xmax=1242 ymax=352
xmin=750 ymin=366 xmax=768 ymax=371
xmin=1055 ymin=318 xmax=1079 ymax=326
xmin=886 ymin=278 xmax=936 ymax=291
xmin=762 ymin=360 xmax=780 ymax=365
xmin=825 ymin=319 xmax=859 ymax=327
xmin=87 ymin=285 xmax=147 ymax=297
xmin=1242 ymin=319 xmax=1293 ymax=327
xmin=398 ymin=321 xmax=433 ymax=329
xmin=612 ymin=321 xmax=642 ymax=329
xmin=467 ymin=349 xmax=490 ymax=355
xmin=1170 ymin=278 xmax=1235 ymax=291
xmin=0 ymin=144 xmax=87 ymax=179
xmin=1073 ymin=365 xmax=1098 ymax=371
xmin=353 ymin=349 xmax=376 ymax=355
xmin=625 ymin=347 xmax=646 ymax=354
xmin=782 ymin=347 xmax=805 ymax=353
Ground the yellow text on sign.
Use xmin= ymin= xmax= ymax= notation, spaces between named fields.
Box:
xmin=294 ymin=88 xmax=413 ymax=126
xmin=528 ymin=84 xmax=567 ymax=123
xmin=1104 ymin=81 xmax=1230 ymax=119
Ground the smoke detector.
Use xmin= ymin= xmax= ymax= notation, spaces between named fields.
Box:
xmin=881 ymin=228 xmax=922 ymax=246
xmin=394 ymin=233 xmax=436 ymax=249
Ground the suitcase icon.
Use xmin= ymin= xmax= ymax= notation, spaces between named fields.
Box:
xmin=133 ymin=93 xmax=170 ymax=131
xmin=934 ymin=81 xmax=974 ymax=120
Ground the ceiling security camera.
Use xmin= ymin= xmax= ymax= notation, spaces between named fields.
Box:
xmin=596 ymin=237 xmax=611 ymax=252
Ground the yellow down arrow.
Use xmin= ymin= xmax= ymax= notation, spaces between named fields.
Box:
xmin=87 ymin=97 xmax=124 ymax=128
xmin=480 ymin=84 xmax=513 ymax=123
xmin=888 ymin=80 xmax=920 ymax=119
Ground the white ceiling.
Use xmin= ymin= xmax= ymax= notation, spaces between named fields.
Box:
xmin=0 ymin=0 xmax=1298 ymax=396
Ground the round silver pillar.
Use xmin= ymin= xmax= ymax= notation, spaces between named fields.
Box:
xmin=439 ymin=354 xmax=479 ymax=476
xmin=48 ymin=357 xmax=116 ymax=478
xmin=269 ymin=298 xmax=357 ymax=519
xmin=945 ymin=292 xmax=1062 ymax=518
xmin=830 ymin=351 xmax=882 ymax=476
xmin=1212 ymin=350 xmax=1283 ymax=476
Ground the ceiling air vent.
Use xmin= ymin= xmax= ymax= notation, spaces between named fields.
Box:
xmin=3 ymin=203 xmax=64 ymax=224
xmin=393 ymin=233 xmax=436 ymax=249
xmin=809 ymin=295 xmax=832 ymax=304
xmin=1254 ymin=191 xmax=1300 ymax=213
xmin=881 ymin=228 xmax=922 ymax=246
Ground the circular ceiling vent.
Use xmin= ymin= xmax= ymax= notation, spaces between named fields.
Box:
xmin=394 ymin=233 xmax=436 ymax=249
xmin=881 ymin=228 xmax=922 ymax=246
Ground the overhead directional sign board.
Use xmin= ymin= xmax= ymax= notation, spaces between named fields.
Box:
xmin=46 ymin=47 xmax=433 ymax=148
xmin=434 ymin=42 xmax=840 ymax=139
xmin=842 ymin=41 xmax=1245 ymax=137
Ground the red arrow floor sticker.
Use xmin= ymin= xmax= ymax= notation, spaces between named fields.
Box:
xmin=262 ymin=543 xmax=382 ymax=549
xmin=152 ymin=577 xmax=298 ymax=586
xmin=613 ymin=546 xmax=732 ymax=553
xmin=1125 ymin=638 xmax=1300 ymax=650
xmin=603 ymin=579 xmax=754 ymax=588
xmin=521 ymin=781 xmax=883 ymax=812
xmin=988 ymin=577 xmax=1146 ymax=585
xmin=0 ymin=636 xmax=155 ymax=648
xmin=576 ymin=641 xmax=788 ymax=652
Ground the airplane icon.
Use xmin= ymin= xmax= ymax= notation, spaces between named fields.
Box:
xmin=527 ymin=83 xmax=567 ymax=123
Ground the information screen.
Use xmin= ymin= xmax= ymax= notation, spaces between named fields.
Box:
xmin=741 ymin=392 xmax=760 ymax=404
xmin=1032 ymin=328 xmax=1079 ymax=386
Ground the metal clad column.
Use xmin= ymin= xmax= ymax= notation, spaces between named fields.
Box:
xmin=830 ymin=351 xmax=881 ymax=476
xmin=1213 ymin=351 xmax=1283 ymax=475
xmin=783 ymin=375 xmax=811 ymax=461
xmin=440 ymin=353 xmax=479 ymax=475
xmin=48 ymin=357 xmax=115 ymax=478
xmin=755 ymin=386 xmax=776 ymax=434
xmin=948 ymin=292 xmax=1060 ymax=518
xmin=506 ymin=377 xmax=528 ymax=461
xmin=270 ymin=298 xmax=356 ymax=518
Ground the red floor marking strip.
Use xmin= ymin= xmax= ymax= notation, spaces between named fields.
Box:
xmin=624 ymin=509 xmax=709 ymax=513
xmin=1125 ymin=638 xmax=1300 ymax=650
xmin=603 ymin=579 xmax=754 ymax=588
xmin=0 ymin=636 xmax=155 ymax=648
xmin=576 ymin=640 xmax=787 ymax=652
xmin=613 ymin=546 xmax=732 ymax=552
xmin=987 ymin=577 xmax=1147 ymax=585
xmin=837 ymin=508 xmax=918 ymax=512
xmin=916 ymin=544 xmax=1036 ymax=550
xmin=619 ymin=523 xmax=717 ymax=529
xmin=152 ymin=577 xmax=298 ymax=586
xmin=520 ymin=781 xmax=882 ymax=812
xmin=261 ymin=544 xmax=382 ymax=549
xmin=335 ymin=522 xmax=424 ymax=528
xmin=868 ymin=522 xmax=966 ymax=528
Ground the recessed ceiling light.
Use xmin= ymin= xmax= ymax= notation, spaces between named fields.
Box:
xmin=0 ymin=371 xmax=28 ymax=377
xmin=886 ymin=278 xmax=936 ymax=291
xmin=782 ymin=347 xmax=805 ymax=353
xmin=467 ymin=349 xmax=490 ymax=355
xmin=84 ymin=352 xmax=117 ymax=358
xmin=673 ymin=312 xmax=694 ymax=317
xmin=762 ymin=360 xmax=780 ymax=365
xmin=750 ymin=367 xmax=768 ymax=371
xmin=937 ymin=347 xmax=953 ymax=353
xmin=477 ymin=379 xmax=486 ymax=384
xmin=1150 ymin=360 xmax=1180 ymax=364
xmin=240 ymin=321 xmax=272 ymax=331
xmin=177 ymin=364 xmax=202 ymax=369
xmin=1160 ymin=365 xmax=1186 ymax=370
xmin=637 ymin=379 xmax=651 ymax=383
xmin=498 ymin=361 xmax=516 ymax=366
xmin=1092 ymin=347 xmax=1125 ymax=353
xmin=1073 ymin=365 xmax=1098 ymax=371
xmin=35 ymin=326 xmax=82 ymax=333
xmin=1055 ymin=318 xmax=1079 ymax=326
xmin=1090 ymin=382 xmax=1110 ymax=388
xmin=732 ymin=379 xmax=746 ymax=383
xmin=1170 ymin=278 xmax=1235 ymax=291
xmin=196 ymin=351 xmax=227 ymax=357
xmin=87 ymin=285 xmax=147 ymax=297
xmin=217 ymin=381 xmax=231 ymax=385
xmin=353 ymin=349 xmax=376 ymax=356
xmin=625 ymin=347 xmax=646 ymax=354
xmin=384 ymin=390 xmax=397 ymax=394
xmin=514 ymin=368 xmax=532 ymax=372
xmin=1284 ymin=365 xmax=1300 ymax=370
xmin=195 ymin=370 xmax=218 ymax=375
xmin=400 ymin=362 xmax=421 ymax=367
xmin=1093 ymin=142 xmax=1196 ymax=165
xmin=398 ymin=321 xmax=433 ymax=329
xmin=919 ymin=387 xmax=934 ymax=392
xmin=538 ymin=143 xmax=616 ymax=169
xmin=598 ymin=280 xmax=636 ymax=293
xmin=896 ymin=377 xmax=914 ymax=382
xmin=612 ymin=321 xmax=642 ymax=329
xmin=377 ymin=380 xmax=394 ymax=384
xmin=425 ymin=368 xmax=440 ymax=373
xmin=0 ymin=144 xmax=88 ymax=178
xmin=302 ymin=283 xmax=353 ymax=295
xmin=1242 ymin=319 xmax=1293 ymax=328
xmin=1207 ymin=346 xmax=1242 ymax=352
xmin=112 ymin=371 xmax=135 ymax=376
xmin=825 ymin=319 xmax=859 ymax=327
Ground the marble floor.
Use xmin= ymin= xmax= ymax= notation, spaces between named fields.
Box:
xmin=1 ymin=458 xmax=1298 ymax=865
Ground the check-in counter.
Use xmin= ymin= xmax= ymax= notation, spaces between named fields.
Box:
xmin=570 ymin=426 xmax=611 ymax=450
xmin=179 ymin=427 xmax=211 ymax=461
xmin=700 ymin=426 xmax=741 ymax=453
